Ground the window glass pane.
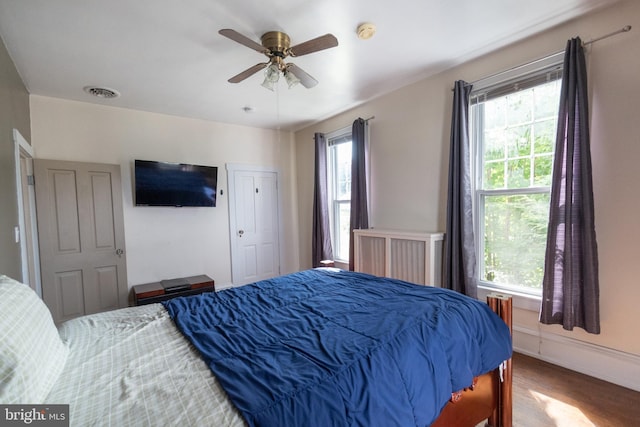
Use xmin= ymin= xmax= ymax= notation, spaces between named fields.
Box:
xmin=533 ymin=155 xmax=553 ymax=186
xmin=480 ymin=83 xmax=560 ymax=191
xmin=506 ymin=125 xmax=531 ymax=158
xmin=506 ymin=158 xmax=531 ymax=188
xmin=534 ymin=80 xmax=562 ymax=119
xmin=484 ymin=160 xmax=505 ymax=190
xmin=483 ymin=193 xmax=550 ymax=289
xmin=533 ymin=120 xmax=556 ymax=154
xmin=335 ymin=142 xmax=352 ymax=200
xmin=484 ymin=128 xmax=506 ymax=161
xmin=506 ymin=91 xmax=532 ymax=125
xmin=484 ymin=98 xmax=506 ymax=130
xmin=336 ymin=202 xmax=351 ymax=260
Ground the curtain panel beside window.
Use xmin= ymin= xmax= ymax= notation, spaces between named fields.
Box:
xmin=445 ymin=80 xmax=477 ymax=298
xmin=348 ymin=118 xmax=369 ymax=271
xmin=312 ymin=132 xmax=334 ymax=267
xmin=540 ymin=37 xmax=600 ymax=334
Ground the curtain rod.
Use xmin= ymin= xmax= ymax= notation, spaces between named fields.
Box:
xmin=341 ymin=116 xmax=375 ymax=128
xmin=455 ymin=24 xmax=632 ymax=90
xmin=584 ymin=24 xmax=632 ymax=46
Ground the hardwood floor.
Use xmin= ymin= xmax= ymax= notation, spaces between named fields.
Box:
xmin=510 ymin=352 xmax=640 ymax=426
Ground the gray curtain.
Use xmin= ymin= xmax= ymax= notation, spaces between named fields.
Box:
xmin=348 ymin=118 xmax=368 ymax=271
xmin=312 ymin=132 xmax=334 ymax=267
xmin=444 ymin=80 xmax=477 ymax=298
xmin=540 ymin=38 xmax=600 ymax=334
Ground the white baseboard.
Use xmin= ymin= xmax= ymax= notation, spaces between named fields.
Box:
xmin=513 ymin=325 xmax=640 ymax=392
xmin=215 ymin=282 xmax=235 ymax=291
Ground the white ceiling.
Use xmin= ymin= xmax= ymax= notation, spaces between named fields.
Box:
xmin=0 ymin=0 xmax=618 ymax=131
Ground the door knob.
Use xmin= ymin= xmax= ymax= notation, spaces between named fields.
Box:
xmin=116 ymin=248 xmax=124 ymax=258
xmin=238 ymin=230 xmax=244 ymax=237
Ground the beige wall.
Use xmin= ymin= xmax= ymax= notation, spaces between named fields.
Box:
xmin=295 ymin=0 xmax=640 ymax=357
xmin=0 ymin=36 xmax=31 ymax=279
xmin=30 ymin=96 xmax=299 ymax=289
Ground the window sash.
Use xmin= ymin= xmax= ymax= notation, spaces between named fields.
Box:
xmin=328 ymin=135 xmax=351 ymax=147
xmin=470 ymin=51 xmax=564 ymax=102
xmin=327 ymin=130 xmax=352 ymax=262
xmin=332 ymin=199 xmax=350 ymax=261
xmin=477 ymin=188 xmax=551 ymax=295
xmin=471 ymin=69 xmax=562 ymax=104
xmin=471 ymin=59 xmax=562 ymax=294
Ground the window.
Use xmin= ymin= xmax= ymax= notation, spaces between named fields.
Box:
xmin=327 ymin=130 xmax=352 ymax=262
xmin=471 ymin=58 xmax=563 ymax=295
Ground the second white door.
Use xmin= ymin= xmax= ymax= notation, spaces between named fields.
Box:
xmin=228 ymin=166 xmax=280 ymax=286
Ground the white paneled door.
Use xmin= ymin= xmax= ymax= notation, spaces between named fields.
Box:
xmin=34 ymin=159 xmax=128 ymax=324
xmin=228 ymin=165 xmax=280 ymax=286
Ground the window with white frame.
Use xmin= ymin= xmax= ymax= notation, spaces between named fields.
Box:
xmin=327 ymin=130 xmax=352 ymax=262
xmin=471 ymin=56 xmax=563 ymax=295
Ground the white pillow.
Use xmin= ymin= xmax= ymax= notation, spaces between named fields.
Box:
xmin=0 ymin=275 xmax=68 ymax=403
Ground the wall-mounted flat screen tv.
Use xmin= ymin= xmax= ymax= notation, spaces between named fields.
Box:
xmin=134 ymin=159 xmax=218 ymax=207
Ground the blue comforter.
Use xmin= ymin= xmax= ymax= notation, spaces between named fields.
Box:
xmin=163 ymin=269 xmax=512 ymax=427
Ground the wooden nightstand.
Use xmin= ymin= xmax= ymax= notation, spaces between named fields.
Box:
xmin=132 ymin=275 xmax=215 ymax=306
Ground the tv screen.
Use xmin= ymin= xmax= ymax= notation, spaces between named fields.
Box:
xmin=134 ymin=160 xmax=218 ymax=207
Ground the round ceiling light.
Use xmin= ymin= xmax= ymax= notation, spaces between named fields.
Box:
xmin=356 ymin=23 xmax=376 ymax=40
xmin=83 ymin=86 xmax=120 ymax=99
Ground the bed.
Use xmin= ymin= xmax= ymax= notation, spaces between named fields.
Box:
xmin=0 ymin=269 xmax=512 ymax=426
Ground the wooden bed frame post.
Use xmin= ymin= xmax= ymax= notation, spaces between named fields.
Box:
xmin=431 ymin=294 xmax=513 ymax=427
xmin=487 ymin=294 xmax=512 ymax=427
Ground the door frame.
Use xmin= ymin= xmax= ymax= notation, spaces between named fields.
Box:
xmin=226 ymin=163 xmax=282 ymax=286
xmin=13 ymin=129 xmax=42 ymax=296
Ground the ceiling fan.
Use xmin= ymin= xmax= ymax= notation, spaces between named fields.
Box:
xmin=219 ymin=29 xmax=338 ymax=90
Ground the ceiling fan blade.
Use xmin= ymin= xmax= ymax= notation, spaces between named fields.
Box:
xmin=289 ymin=34 xmax=338 ymax=57
xmin=228 ymin=63 xmax=268 ymax=83
xmin=219 ymin=29 xmax=267 ymax=54
xmin=288 ymin=64 xmax=318 ymax=88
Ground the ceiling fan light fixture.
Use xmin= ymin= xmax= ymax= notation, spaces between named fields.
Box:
xmin=262 ymin=63 xmax=280 ymax=90
xmin=261 ymin=78 xmax=275 ymax=91
xmin=262 ymin=63 xmax=281 ymax=90
xmin=265 ymin=63 xmax=280 ymax=82
xmin=284 ymin=69 xmax=300 ymax=89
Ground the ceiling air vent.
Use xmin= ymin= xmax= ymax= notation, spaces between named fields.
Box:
xmin=83 ymin=86 xmax=120 ymax=99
